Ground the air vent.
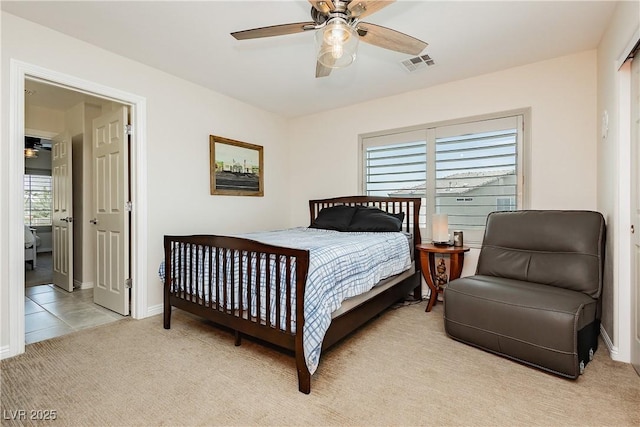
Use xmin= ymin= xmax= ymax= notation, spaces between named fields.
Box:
xmin=401 ymin=54 xmax=436 ymax=72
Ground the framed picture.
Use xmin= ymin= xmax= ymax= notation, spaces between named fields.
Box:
xmin=210 ymin=135 xmax=264 ymax=196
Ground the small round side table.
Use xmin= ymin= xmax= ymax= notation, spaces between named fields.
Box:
xmin=416 ymin=243 xmax=470 ymax=312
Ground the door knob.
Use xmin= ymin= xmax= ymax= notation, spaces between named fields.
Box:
xmin=61 ymin=217 xmax=73 ymax=223
xmin=89 ymin=218 xmax=98 ymax=225
xmin=632 ymin=224 xmax=635 ymax=234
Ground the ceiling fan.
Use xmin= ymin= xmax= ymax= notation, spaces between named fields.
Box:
xmin=231 ymin=0 xmax=428 ymax=78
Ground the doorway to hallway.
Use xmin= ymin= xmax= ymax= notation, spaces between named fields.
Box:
xmin=5 ymin=60 xmax=149 ymax=360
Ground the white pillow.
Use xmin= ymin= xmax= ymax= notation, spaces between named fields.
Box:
xmin=24 ymin=226 xmax=35 ymax=249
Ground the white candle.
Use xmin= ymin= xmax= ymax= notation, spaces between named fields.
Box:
xmin=432 ymin=213 xmax=449 ymax=243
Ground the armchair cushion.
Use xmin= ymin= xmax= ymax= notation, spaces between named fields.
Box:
xmin=445 ymin=275 xmax=597 ymax=377
xmin=476 ymin=210 xmax=604 ymax=298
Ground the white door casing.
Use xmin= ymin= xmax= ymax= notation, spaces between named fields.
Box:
xmin=51 ymin=131 xmax=74 ymax=292
xmin=631 ymin=51 xmax=640 ymax=375
xmin=92 ymin=106 xmax=130 ymax=316
xmin=5 ymin=61 xmax=147 ymax=361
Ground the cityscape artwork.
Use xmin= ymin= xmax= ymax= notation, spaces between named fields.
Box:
xmin=210 ymin=135 xmax=263 ymax=196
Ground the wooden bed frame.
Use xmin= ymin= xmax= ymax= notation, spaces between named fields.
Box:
xmin=163 ymin=196 xmax=422 ymax=394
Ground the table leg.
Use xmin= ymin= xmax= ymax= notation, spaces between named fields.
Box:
xmin=449 ymin=253 xmax=465 ymax=281
xmin=419 ymin=251 xmax=438 ymax=312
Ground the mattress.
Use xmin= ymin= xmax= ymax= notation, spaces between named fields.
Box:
xmin=24 ymin=226 xmax=35 ymax=249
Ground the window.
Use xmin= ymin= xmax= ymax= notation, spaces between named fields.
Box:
xmin=496 ymin=197 xmax=516 ymax=211
xmin=24 ymin=174 xmax=52 ymax=226
xmin=363 ymin=130 xmax=428 ymax=226
xmin=361 ymin=113 xmax=525 ymax=243
xmin=364 ymin=140 xmax=427 ymax=197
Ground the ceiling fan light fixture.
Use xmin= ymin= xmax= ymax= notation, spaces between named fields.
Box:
xmin=24 ymin=147 xmax=39 ymax=159
xmin=231 ymin=1 xmax=427 ymax=78
xmin=316 ymin=19 xmax=359 ymax=68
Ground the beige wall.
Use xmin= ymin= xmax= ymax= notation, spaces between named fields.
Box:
xmin=288 ymin=51 xmax=598 ymax=224
xmin=1 ymin=12 xmax=291 ymax=352
xmin=25 ymin=104 xmax=64 ymax=135
xmin=596 ymin=0 xmax=639 ymax=361
xmin=288 ymin=51 xmax=598 ymax=222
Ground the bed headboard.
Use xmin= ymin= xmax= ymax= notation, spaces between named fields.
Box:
xmin=308 ymin=196 xmax=422 ymax=248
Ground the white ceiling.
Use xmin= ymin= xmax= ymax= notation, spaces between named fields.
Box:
xmin=3 ymin=0 xmax=617 ymax=118
xmin=25 ymin=79 xmax=112 ymax=111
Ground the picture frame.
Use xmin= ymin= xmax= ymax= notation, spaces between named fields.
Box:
xmin=210 ymin=135 xmax=264 ymax=196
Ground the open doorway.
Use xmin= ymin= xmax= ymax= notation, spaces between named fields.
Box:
xmin=23 ymin=79 xmax=128 ymax=343
xmin=6 ymin=60 xmax=148 ymax=360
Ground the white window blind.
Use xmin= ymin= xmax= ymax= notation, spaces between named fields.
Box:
xmin=363 ymin=130 xmax=428 ymax=226
xmin=365 ymin=142 xmax=427 ymax=196
xmin=361 ymin=114 xmax=525 ymax=243
xmin=24 ymin=174 xmax=53 ymax=226
xmin=435 ymin=117 xmax=519 ymax=233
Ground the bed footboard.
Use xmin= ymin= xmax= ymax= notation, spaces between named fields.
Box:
xmin=163 ymin=196 xmax=421 ymax=394
xmin=163 ymin=235 xmax=312 ymax=393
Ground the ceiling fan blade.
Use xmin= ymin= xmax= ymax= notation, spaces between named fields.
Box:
xmin=348 ymin=0 xmax=395 ymax=19
xmin=316 ymin=61 xmax=333 ymax=78
xmin=308 ymin=0 xmax=335 ymax=14
xmin=356 ymin=22 xmax=427 ymax=55
xmin=316 ymin=41 xmax=335 ymax=78
xmin=231 ymin=22 xmax=316 ymax=40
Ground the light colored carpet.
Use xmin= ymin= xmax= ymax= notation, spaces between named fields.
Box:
xmin=1 ymin=302 xmax=638 ymax=426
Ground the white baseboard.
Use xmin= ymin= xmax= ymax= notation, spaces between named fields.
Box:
xmin=146 ymin=304 xmax=163 ymax=317
xmin=0 ymin=345 xmax=13 ymax=360
xmin=600 ymin=324 xmax=618 ymax=359
xmin=74 ymin=280 xmax=94 ymax=290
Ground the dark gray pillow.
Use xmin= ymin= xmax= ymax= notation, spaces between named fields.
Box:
xmin=347 ymin=207 xmax=404 ymax=232
xmin=310 ymin=205 xmax=358 ymax=231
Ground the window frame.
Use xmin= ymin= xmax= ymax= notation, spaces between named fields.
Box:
xmin=359 ymin=109 xmax=530 ymax=245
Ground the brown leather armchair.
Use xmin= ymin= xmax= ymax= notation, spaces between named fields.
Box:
xmin=444 ymin=210 xmax=606 ymax=378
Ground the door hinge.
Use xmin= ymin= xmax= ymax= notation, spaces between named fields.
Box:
xmin=125 ymin=201 xmax=133 ymax=212
xmin=125 ymin=124 xmax=132 ymax=136
xmin=125 ymin=278 xmax=132 ymax=289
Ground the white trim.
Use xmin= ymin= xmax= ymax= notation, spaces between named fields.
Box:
xmin=8 ymin=60 xmax=26 ymax=358
xmin=616 ymin=27 xmax=640 ymax=70
xmin=5 ymin=60 xmax=149 ymax=360
xmin=24 ymin=129 xmax=58 ymax=140
xmin=615 ymin=60 xmax=632 ymax=363
xmin=600 ymin=323 xmax=619 ymax=360
xmin=0 ymin=346 xmax=11 ymax=360
xmin=128 ymin=96 xmax=149 ymax=321
xmin=146 ymin=304 xmax=164 ymax=318
xmin=74 ymin=280 xmax=94 ymax=290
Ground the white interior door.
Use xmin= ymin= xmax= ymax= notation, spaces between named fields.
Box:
xmin=52 ymin=131 xmax=73 ymax=292
xmin=631 ymin=52 xmax=640 ymax=375
xmin=92 ymin=106 xmax=130 ymax=315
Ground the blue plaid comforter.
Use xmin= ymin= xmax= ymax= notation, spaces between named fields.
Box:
xmin=159 ymin=227 xmax=411 ymax=374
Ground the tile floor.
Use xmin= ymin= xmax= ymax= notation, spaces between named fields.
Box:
xmin=25 ymin=284 xmax=125 ymax=344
